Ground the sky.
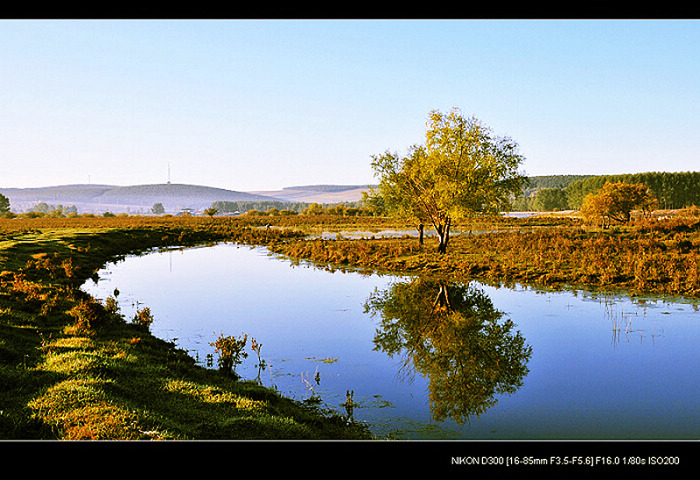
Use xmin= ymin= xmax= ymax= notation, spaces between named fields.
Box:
xmin=1 ymin=19 xmax=699 ymax=191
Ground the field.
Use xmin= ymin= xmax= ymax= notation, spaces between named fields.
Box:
xmin=1 ymin=209 xmax=699 ymax=440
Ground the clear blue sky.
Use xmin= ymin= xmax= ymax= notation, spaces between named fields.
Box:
xmin=1 ymin=19 xmax=698 ymax=191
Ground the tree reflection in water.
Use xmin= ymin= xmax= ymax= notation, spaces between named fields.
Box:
xmin=364 ymin=277 xmax=532 ymax=425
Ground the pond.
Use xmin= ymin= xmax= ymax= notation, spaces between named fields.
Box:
xmin=82 ymin=242 xmax=699 ymax=440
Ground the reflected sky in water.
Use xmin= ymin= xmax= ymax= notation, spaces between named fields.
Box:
xmin=83 ymin=242 xmax=700 ymax=439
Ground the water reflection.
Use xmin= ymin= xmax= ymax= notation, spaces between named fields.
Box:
xmin=364 ymin=278 xmax=532 ymax=425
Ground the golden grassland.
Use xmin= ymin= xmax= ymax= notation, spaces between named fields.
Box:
xmin=267 ymin=209 xmax=700 ymax=299
xmin=1 ymin=209 xmax=698 ymax=439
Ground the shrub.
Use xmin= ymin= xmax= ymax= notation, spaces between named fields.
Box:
xmin=131 ymin=307 xmax=154 ymax=330
xmin=67 ymin=298 xmax=107 ymax=335
xmin=210 ymin=333 xmax=248 ymax=378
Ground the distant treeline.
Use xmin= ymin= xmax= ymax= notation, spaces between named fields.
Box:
xmin=521 ymin=175 xmax=596 ymax=195
xmin=515 ymin=172 xmax=700 ymax=211
xmin=212 ymin=200 xmax=310 ymax=214
xmin=211 ymin=200 xmax=371 ymax=216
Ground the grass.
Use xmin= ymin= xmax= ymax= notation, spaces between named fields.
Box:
xmin=269 ymin=211 xmax=700 ymax=298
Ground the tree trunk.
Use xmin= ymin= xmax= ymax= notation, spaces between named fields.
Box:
xmin=436 ymin=225 xmax=446 ymax=254
xmin=445 ymin=219 xmax=451 ymax=248
xmin=418 ymin=223 xmax=424 ymax=246
xmin=436 ymin=217 xmax=451 ymax=254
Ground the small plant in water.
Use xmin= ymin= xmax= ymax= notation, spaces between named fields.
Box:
xmin=343 ymin=390 xmax=355 ymax=423
xmin=250 ymin=337 xmax=266 ymax=370
xmin=210 ymin=333 xmax=248 ymax=378
xmin=250 ymin=337 xmax=267 ymax=383
xmin=38 ymin=332 xmax=53 ymax=354
xmin=301 ymin=371 xmax=321 ymax=404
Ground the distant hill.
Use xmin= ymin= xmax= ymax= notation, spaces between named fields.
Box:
xmin=94 ymin=184 xmax=275 ymax=209
xmin=0 ymin=183 xmax=280 ymax=214
xmin=250 ymin=185 xmax=373 ymax=204
xmin=282 ymin=184 xmax=372 ymax=193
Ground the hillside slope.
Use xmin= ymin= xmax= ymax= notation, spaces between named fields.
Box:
xmin=251 ymin=185 xmax=372 ymax=204
xmin=0 ymin=183 xmax=279 ymax=214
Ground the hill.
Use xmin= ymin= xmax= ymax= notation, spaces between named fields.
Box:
xmin=251 ymin=184 xmax=373 ymax=204
xmin=0 ymin=183 xmax=280 ymax=215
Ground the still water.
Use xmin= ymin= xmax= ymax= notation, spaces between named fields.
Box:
xmin=82 ymin=242 xmax=699 ymax=440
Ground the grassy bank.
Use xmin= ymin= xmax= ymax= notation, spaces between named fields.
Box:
xmin=0 ymin=217 xmax=370 ymax=439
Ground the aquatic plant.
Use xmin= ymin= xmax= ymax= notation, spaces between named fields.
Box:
xmin=271 ymin=216 xmax=700 ymax=298
xmin=250 ymin=337 xmax=267 ymax=383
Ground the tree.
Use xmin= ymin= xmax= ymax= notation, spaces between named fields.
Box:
xmin=532 ymin=188 xmax=568 ymax=211
xmin=581 ymin=181 xmax=657 ymax=228
xmin=369 ymin=108 xmax=526 ymax=253
xmin=151 ymin=202 xmax=165 ymax=215
xmin=0 ymin=193 xmax=10 ymax=214
xmin=64 ymin=205 xmax=78 ymax=216
xmin=204 ymin=206 xmax=218 ymax=218
xmin=303 ymin=203 xmax=325 ymax=215
xmin=32 ymin=202 xmax=51 ymax=214
xmin=360 ymin=190 xmax=386 ymax=216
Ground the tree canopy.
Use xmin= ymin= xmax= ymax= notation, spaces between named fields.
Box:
xmin=0 ymin=194 xmax=10 ymax=214
xmin=581 ymin=181 xmax=657 ymax=228
xmin=567 ymin=171 xmax=700 ymax=210
xmin=531 ymin=187 xmax=569 ymax=211
xmin=151 ymin=202 xmax=165 ymax=215
xmin=368 ymin=108 xmax=526 ymax=253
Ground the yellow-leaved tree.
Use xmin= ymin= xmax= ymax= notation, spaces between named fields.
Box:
xmin=367 ymin=108 xmax=526 ymax=254
xmin=580 ymin=181 xmax=658 ymax=228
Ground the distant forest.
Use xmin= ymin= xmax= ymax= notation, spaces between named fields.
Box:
xmin=514 ymin=172 xmax=700 ymax=211
xmin=212 ymin=200 xmax=311 ymax=214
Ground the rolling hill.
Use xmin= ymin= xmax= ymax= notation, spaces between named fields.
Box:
xmin=0 ymin=183 xmax=373 ymax=214
xmin=0 ymin=183 xmax=280 ymax=214
xmin=251 ymin=184 xmax=372 ymax=204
